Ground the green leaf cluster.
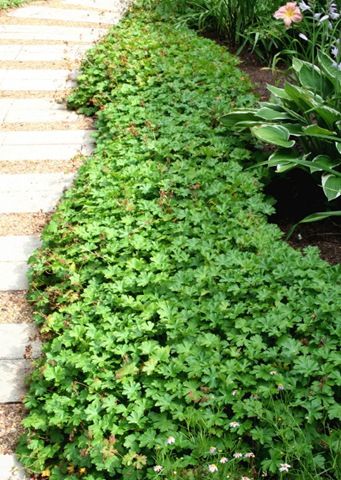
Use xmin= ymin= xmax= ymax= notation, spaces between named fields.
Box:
xmin=223 ymin=52 xmax=341 ymax=224
xmin=19 ymin=8 xmax=341 ymax=480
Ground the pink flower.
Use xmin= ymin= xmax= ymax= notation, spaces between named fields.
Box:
xmin=154 ymin=465 xmax=163 ymax=473
xmin=209 ymin=446 xmax=217 ymax=454
xmin=220 ymin=457 xmax=228 ymax=464
xmin=274 ymin=2 xmax=303 ymax=28
xmin=244 ymin=452 xmax=255 ymax=458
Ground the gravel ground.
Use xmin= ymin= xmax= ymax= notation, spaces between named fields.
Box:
xmin=0 ymin=291 xmax=32 ymax=324
xmin=0 ymin=212 xmax=50 ymax=235
xmin=0 ymin=404 xmax=26 ymax=454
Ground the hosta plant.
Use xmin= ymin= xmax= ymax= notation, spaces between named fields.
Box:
xmin=223 ymin=51 xmax=341 ymax=225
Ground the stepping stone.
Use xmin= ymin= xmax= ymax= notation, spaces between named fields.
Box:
xmin=0 ymin=44 xmax=91 ymax=62
xmin=61 ymin=0 xmax=124 ymax=11
xmin=0 ymin=130 xmax=93 ymax=145
xmin=0 ymin=455 xmax=26 ymax=480
xmin=0 ymin=24 xmax=107 ymax=42
xmin=0 ymin=173 xmax=75 ymax=214
xmin=0 ymin=324 xmax=41 ymax=360
xmin=0 ymin=235 xmax=41 ymax=291
xmin=0 ymin=99 xmax=80 ymax=123
xmin=0 ymin=130 xmax=93 ymax=161
xmin=10 ymin=6 xmax=121 ymax=24
xmin=0 ymin=360 xmax=31 ymax=402
xmin=0 ymin=69 xmax=74 ymax=91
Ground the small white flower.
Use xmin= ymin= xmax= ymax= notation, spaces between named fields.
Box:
xmin=241 ymin=477 xmax=252 ymax=480
xmin=232 ymin=390 xmax=238 ymax=396
xmin=244 ymin=452 xmax=255 ymax=458
xmin=299 ymin=0 xmax=311 ymax=11
xmin=233 ymin=452 xmax=243 ymax=459
xmin=329 ymin=3 xmax=340 ymax=19
xmin=319 ymin=14 xmax=329 ymax=23
xmin=279 ymin=463 xmax=291 ymax=473
xmin=298 ymin=33 xmax=308 ymax=41
xmin=210 ymin=446 xmax=217 ymax=454
xmin=208 ymin=464 xmax=218 ymax=473
xmin=270 ymin=370 xmax=277 ymax=375
xmin=220 ymin=457 xmax=228 ymax=463
xmin=277 ymin=384 xmax=285 ymax=391
xmin=314 ymin=12 xmax=322 ymax=20
xmin=331 ymin=46 xmax=339 ymax=59
xmin=229 ymin=421 xmax=240 ymax=428
xmin=166 ymin=436 xmax=175 ymax=445
xmin=154 ymin=465 xmax=163 ymax=473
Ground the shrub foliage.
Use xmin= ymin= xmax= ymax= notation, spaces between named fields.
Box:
xmin=19 ymin=9 xmax=341 ymax=480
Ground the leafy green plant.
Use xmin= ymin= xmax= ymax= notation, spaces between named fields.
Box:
xmin=271 ymin=0 xmax=341 ymax=67
xmin=18 ymin=7 xmax=341 ymax=480
xmin=223 ymin=52 xmax=341 ymax=226
xmin=141 ymin=0 xmax=282 ymax=46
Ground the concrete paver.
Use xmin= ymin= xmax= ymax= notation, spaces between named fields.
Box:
xmin=0 ymin=98 xmax=80 ymax=123
xmin=0 ymin=360 xmax=31 ymax=402
xmin=10 ymin=6 xmax=121 ymax=24
xmin=0 ymin=173 xmax=75 ymax=213
xmin=61 ymin=0 xmax=125 ymax=10
xmin=0 ymin=24 xmax=107 ymax=42
xmin=0 ymin=130 xmax=94 ymax=145
xmin=0 ymin=324 xmax=41 ymax=360
xmin=0 ymin=455 xmax=26 ymax=480
xmin=0 ymin=44 xmax=91 ymax=62
xmin=0 ymin=235 xmax=41 ymax=262
xmin=0 ymin=236 xmax=41 ymax=291
xmin=0 ymin=69 xmax=74 ymax=91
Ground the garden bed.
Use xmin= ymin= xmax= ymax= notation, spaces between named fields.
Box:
xmin=19 ymin=5 xmax=341 ymax=480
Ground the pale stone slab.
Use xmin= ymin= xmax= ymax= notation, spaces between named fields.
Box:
xmin=0 ymin=455 xmax=26 ymax=480
xmin=0 ymin=44 xmax=91 ymax=62
xmin=10 ymin=6 xmax=121 ymax=24
xmin=0 ymin=173 xmax=75 ymax=214
xmin=0 ymin=99 xmax=80 ymax=123
xmin=0 ymin=144 xmax=92 ymax=161
xmin=0 ymin=70 xmax=74 ymax=91
xmin=0 ymin=236 xmax=40 ymax=291
xmin=0 ymin=25 xmax=107 ymax=42
xmin=0 ymin=262 xmax=29 ymax=291
xmin=0 ymin=130 xmax=94 ymax=146
xmin=0 ymin=360 xmax=31 ymax=402
xmin=0 ymin=324 xmax=41 ymax=360
xmin=0 ymin=235 xmax=40 ymax=262
xmin=61 ymin=0 xmax=123 ymax=11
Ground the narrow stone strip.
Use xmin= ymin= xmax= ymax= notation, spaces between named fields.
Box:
xmin=0 ymin=235 xmax=41 ymax=291
xmin=0 ymin=25 xmax=107 ymax=42
xmin=0 ymin=69 xmax=74 ymax=91
xmin=9 ymin=6 xmax=122 ymax=24
xmin=0 ymin=361 xmax=31 ymax=403
xmin=0 ymin=173 xmax=75 ymax=213
xmin=0 ymin=324 xmax=41 ymax=360
xmin=0 ymin=44 xmax=91 ymax=61
xmin=0 ymin=454 xmax=26 ymax=480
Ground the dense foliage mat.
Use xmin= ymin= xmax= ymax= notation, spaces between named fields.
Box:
xmin=19 ymin=8 xmax=341 ymax=480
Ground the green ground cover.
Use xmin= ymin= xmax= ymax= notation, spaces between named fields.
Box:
xmin=0 ymin=0 xmax=25 ymax=9
xmin=19 ymin=7 xmax=341 ymax=480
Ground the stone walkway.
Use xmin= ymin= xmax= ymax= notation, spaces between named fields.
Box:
xmin=0 ymin=0 xmax=128 ymax=477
